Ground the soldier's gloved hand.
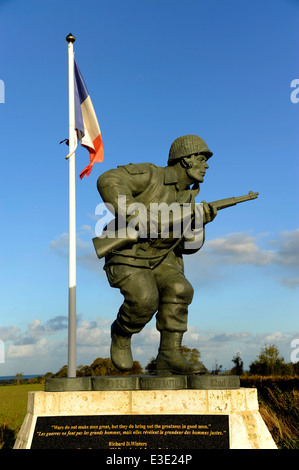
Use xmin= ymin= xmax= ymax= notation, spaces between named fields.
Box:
xmin=200 ymin=201 xmax=217 ymax=225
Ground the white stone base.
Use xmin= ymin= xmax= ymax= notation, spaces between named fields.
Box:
xmin=14 ymin=388 xmax=277 ymax=449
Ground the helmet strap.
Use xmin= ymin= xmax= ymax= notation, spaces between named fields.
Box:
xmin=180 ymin=157 xmax=193 ymax=169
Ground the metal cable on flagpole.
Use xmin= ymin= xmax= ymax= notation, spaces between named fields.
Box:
xmin=66 ymin=33 xmax=77 ymax=378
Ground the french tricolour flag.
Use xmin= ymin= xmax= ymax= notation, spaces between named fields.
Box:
xmin=74 ymin=61 xmax=104 ymax=179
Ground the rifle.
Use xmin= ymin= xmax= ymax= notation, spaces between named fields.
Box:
xmin=92 ymin=191 xmax=259 ymax=259
xmin=209 ymin=190 xmax=259 ymax=210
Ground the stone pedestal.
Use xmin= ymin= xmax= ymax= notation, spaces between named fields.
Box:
xmin=14 ymin=388 xmax=277 ymax=449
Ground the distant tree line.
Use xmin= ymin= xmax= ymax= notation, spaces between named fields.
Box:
xmin=43 ymin=343 xmax=299 ymax=379
xmin=248 ymin=344 xmax=299 ymax=376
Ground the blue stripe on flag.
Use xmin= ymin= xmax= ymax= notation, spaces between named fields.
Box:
xmin=74 ymin=81 xmax=84 ymax=137
xmin=74 ymin=62 xmax=88 ymax=137
xmin=74 ymin=61 xmax=89 ymax=103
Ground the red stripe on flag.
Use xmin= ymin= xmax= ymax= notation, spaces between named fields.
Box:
xmin=79 ymin=133 xmax=104 ymax=179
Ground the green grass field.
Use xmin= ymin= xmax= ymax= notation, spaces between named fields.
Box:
xmin=0 ymin=383 xmax=44 ymax=449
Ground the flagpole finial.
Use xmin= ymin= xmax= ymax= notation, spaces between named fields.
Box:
xmin=66 ymin=33 xmax=76 ymax=43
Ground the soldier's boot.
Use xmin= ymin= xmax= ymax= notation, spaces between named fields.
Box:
xmin=155 ymin=330 xmax=206 ymax=376
xmin=110 ymin=321 xmax=133 ymax=371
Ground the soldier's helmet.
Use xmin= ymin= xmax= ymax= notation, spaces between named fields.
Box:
xmin=168 ymin=135 xmax=213 ymax=165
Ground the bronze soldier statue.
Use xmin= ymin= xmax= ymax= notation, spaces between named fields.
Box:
xmin=93 ymin=135 xmax=258 ymax=375
xmin=94 ymin=135 xmax=217 ymax=375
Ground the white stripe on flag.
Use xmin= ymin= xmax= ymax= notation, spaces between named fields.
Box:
xmin=81 ymin=96 xmax=101 ymax=143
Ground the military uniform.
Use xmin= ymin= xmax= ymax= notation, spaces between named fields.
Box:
xmin=98 ymin=162 xmax=201 ymax=335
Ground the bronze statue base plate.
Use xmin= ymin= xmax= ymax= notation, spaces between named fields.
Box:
xmin=45 ymin=374 xmax=240 ymax=392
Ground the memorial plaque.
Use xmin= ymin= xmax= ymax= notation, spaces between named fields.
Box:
xmin=31 ymin=414 xmax=229 ymax=449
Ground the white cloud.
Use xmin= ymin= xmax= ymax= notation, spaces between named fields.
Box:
xmin=49 ymin=232 xmax=69 ymax=257
xmin=0 ymin=325 xmax=20 ymax=342
xmin=280 ymin=277 xmax=299 ymax=290
xmin=184 ymin=228 xmax=299 ymax=289
xmin=193 ymin=228 xmax=299 ymax=268
xmin=270 ymin=229 xmax=299 ymax=267
xmin=139 ymin=326 xmax=160 ymax=345
xmin=204 ymin=232 xmax=275 ymax=266
xmin=24 ymin=317 xmax=68 ymax=338
xmin=77 ymin=319 xmax=110 ymax=347
xmin=209 ymin=331 xmax=252 ymax=342
xmin=2 ymin=315 xmax=112 ymax=372
xmin=264 ymin=332 xmax=283 ymax=343
xmin=7 ymin=338 xmax=47 ymax=359
xmin=49 ymin=231 xmax=104 ymax=273
xmin=49 ymin=232 xmax=90 ymax=256
xmin=80 ymin=225 xmax=94 ymax=234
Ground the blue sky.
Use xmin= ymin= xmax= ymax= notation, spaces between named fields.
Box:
xmin=0 ymin=0 xmax=298 ymax=375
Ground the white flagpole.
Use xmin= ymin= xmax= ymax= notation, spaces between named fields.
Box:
xmin=66 ymin=33 xmax=76 ymax=378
